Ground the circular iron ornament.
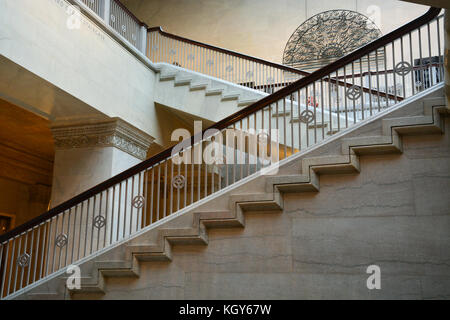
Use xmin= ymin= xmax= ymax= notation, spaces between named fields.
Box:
xmin=18 ymin=253 xmax=31 ymax=268
xmin=299 ymin=110 xmax=315 ymax=124
xmin=55 ymin=234 xmax=68 ymax=248
xmin=132 ymin=196 xmax=145 ymax=209
xmin=172 ymin=175 xmax=186 ymax=189
xmin=394 ymin=61 xmax=413 ymax=76
xmin=346 ymin=85 xmax=362 ymax=101
xmin=283 ymin=10 xmax=382 ymax=68
xmin=93 ymin=215 xmax=106 ymax=229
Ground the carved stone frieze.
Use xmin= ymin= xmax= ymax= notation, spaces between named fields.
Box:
xmin=51 ymin=118 xmax=154 ymax=160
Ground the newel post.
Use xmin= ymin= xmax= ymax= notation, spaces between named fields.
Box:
xmin=103 ymin=0 xmax=111 ymax=25
xmin=140 ymin=25 xmax=148 ymax=55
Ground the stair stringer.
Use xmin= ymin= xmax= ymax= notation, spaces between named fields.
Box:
xmin=154 ymin=63 xmax=266 ymax=123
xmin=266 ymin=96 xmax=447 ymax=196
xmin=10 ymin=87 xmax=449 ymax=300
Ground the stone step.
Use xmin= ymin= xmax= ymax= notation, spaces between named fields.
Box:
xmin=205 ymin=88 xmax=225 ymax=96
xmin=221 ymin=93 xmax=241 ymax=101
xmin=31 ymin=93 xmax=449 ymax=299
xmin=174 ymin=77 xmax=193 ymax=87
xmin=159 ymin=72 xmax=178 ymax=81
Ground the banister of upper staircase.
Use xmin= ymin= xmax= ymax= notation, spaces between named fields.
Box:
xmin=147 ymin=26 xmax=310 ymax=76
xmin=111 ymin=0 xmax=148 ymax=27
xmin=146 ymin=26 xmax=402 ymax=101
xmin=80 ymin=0 xmax=401 ymax=100
xmin=0 ymin=7 xmax=442 ymax=245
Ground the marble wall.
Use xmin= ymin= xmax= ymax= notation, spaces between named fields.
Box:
xmin=0 ymin=177 xmax=50 ymax=229
xmin=74 ymin=117 xmax=450 ymax=300
xmin=50 ymin=146 xmax=141 ymax=207
xmin=48 ymin=117 xmax=154 ymax=207
xmin=0 ymin=0 xmax=162 ymax=144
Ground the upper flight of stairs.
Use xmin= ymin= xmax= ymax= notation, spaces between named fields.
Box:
xmin=153 ymin=63 xmax=267 ymax=123
xmin=12 ymin=84 xmax=448 ymax=300
xmin=153 ymin=62 xmax=347 ymax=152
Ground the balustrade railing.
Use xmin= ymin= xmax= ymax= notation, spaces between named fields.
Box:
xmin=0 ymin=8 xmax=444 ymax=299
xmin=75 ymin=0 xmax=399 ymax=101
xmin=145 ymin=29 xmax=406 ymax=103
xmin=80 ymin=0 xmax=104 ymax=17
xmin=109 ymin=0 xmax=143 ymax=49
xmin=76 ymin=0 xmax=147 ymax=53
xmin=147 ymin=27 xmax=310 ymax=93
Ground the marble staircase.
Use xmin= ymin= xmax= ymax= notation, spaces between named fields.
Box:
xmin=10 ymin=85 xmax=449 ymax=299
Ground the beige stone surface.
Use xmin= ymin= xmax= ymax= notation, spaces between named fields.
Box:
xmin=0 ymin=177 xmax=50 ymax=229
xmin=0 ymin=98 xmax=54 ymax=164
xmin=10 ymin=89 xmax=449 ymax=300
xmin=0 ymin=98 xmax=53 ymax=229
xmin=123 ymin=0 xmax=427 ymax=64
xmin=0 ymin=0 xmax=160 ymax=143
xmin=100 ymin=118 xmax=450 ymax=299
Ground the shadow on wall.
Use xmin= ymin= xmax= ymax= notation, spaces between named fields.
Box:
xmin=0 ymin=99 xmax=54 ymax=229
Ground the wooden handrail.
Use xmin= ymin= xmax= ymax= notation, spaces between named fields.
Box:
xmin=0 ymin=7 xmax=441 ymax=244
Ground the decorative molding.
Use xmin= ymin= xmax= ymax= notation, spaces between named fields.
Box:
xmin=51 ymin=118 xmax=155 ymax=160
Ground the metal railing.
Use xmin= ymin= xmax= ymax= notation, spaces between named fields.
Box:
xmin=109 ymin=0 xmax=143 ymax=49
xmin=76 ymin=0 xmax=147 ymax=53
xmin=0 ymin=8 xmax=444 ymax=299
xmin=147 ymin=27 xmax=310 ymax=93
xmin=75 ymin=0 xmax=310 ymax=91
xmin=75 ymin=0 xmax=397 ymax=100
xmin=80 ymin=0 xmax=104 ymax=17
xmin=145 ymin=29 xmax=403 ymax=101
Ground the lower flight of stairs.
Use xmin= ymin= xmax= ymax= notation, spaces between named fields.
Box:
xmin=12 ymin=86 xmax=449 ymax=299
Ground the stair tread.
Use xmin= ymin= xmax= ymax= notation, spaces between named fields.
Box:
xmin=34 ymin=90 xmax=450 ymax=298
